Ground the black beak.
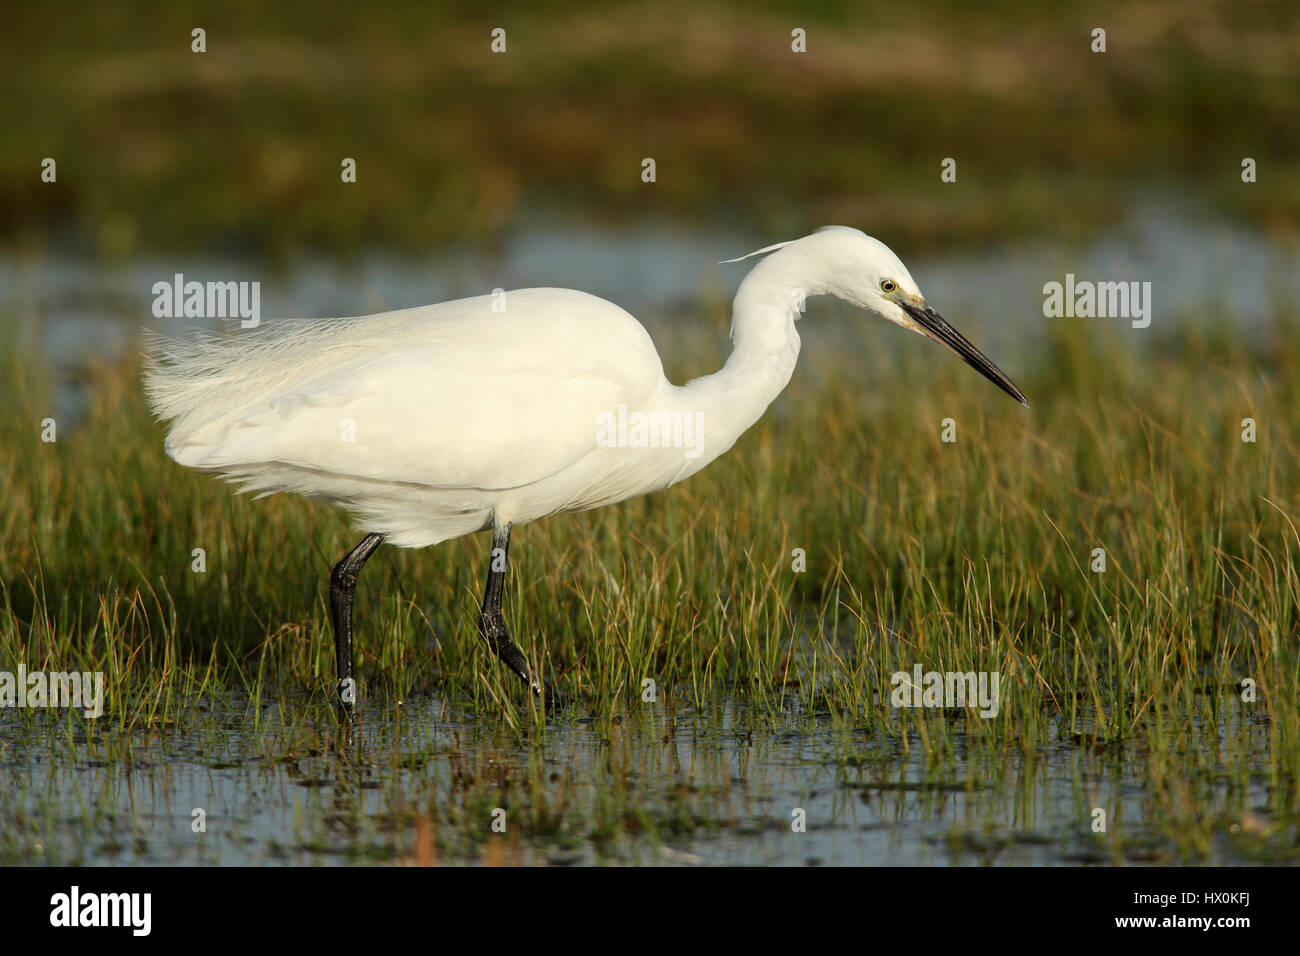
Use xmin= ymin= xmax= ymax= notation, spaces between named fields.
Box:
xmin=901 ymin=302 xmax=1029 ymax=407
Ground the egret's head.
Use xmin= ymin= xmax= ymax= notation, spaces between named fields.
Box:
xmin=735 ymin=226 xmax=1029 ymax=407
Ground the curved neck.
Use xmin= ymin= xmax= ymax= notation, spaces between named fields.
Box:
xmin=667 ymin=254 xmax=807 ymax=472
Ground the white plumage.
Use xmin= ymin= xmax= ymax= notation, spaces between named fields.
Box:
xmin=147 ymin=289 xmax=680 ymax=546
xmin=144 ymin=227 xmax=1027 ymax=703
xmin=144 ymin=228 xmax=1025 ymax=548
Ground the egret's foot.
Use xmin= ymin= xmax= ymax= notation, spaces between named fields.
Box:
xmin=333 ymin=699 xmax=360 ymax=750
xmin=539 ymin=681 xmax=569 ymax=712
xmin=476 ymin=521 xmax=554 ymax=707
xmin=329 ymin=532 xmax=384 ymax=722
xmin=335 ymin=694 xmax=357 ymax=723
xmin=334 ymin=674 xmax=362 ymax=722
xmin=476 ymin=611 xmax=540 ymax=692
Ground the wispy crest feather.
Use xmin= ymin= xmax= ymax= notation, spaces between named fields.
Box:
xmin=716 ymin=238 xmax=799 ymax=265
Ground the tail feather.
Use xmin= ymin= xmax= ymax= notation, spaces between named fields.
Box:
xmin=141 ymin=311 xmax=417 ymax=460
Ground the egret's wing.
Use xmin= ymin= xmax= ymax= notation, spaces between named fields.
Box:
xmin=157 ymin=289 xmax=664 ymax=491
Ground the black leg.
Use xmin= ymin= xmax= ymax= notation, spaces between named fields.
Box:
xmin=330 ymin=532 xmax=385 ymax=712
xmin=477 ymin=522 xmax=541 ymax=694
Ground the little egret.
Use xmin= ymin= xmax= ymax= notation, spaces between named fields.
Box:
xmin=144 ymin=226 xmax=1027 ymax=709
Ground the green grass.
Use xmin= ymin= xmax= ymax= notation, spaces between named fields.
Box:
xmin=1 ymin=303 xmax=1298 ymax=863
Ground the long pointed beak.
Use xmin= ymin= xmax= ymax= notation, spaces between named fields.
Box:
xmin=901 ymin=302 xmax=1029 ymax=407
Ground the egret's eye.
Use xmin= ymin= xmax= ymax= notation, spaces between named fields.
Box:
xmin=880 ymin=279 xmax=897 ymax=293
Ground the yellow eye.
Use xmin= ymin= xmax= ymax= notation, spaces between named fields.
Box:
xmin=880 ymin=279 xmax=897 ymax=293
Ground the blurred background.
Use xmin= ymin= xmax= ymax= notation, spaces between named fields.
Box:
xmin=1 ymin=0 xmax=1296 ymax=400
xmin=2 ymin=0 xmax=1299 ymax=867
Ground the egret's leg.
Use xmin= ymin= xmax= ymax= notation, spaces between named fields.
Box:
xmin=330 ymin=532 xmax=385 ymax=712
xmin=477 ymin=522 xmax=542 ymax=694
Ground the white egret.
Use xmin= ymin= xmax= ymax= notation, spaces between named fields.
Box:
xmin=144 ymin=226 xmax=1027 ymax=708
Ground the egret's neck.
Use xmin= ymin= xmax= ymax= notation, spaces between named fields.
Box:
xmin=671 ymin=255 xmax=808 ymax=471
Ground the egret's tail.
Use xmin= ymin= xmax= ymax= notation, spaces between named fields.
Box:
xmin=140 ymin=326 xmax=291 ymax=462
xmin=142 ymin=312 xmax=412 ymax=465
xmin=142 ymin=328 xmax=228 ymax=427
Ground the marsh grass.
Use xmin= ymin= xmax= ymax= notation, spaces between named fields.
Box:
xmin=1 ymin=307 xmax=1298 ymax=863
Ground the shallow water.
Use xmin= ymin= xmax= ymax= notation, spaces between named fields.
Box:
xmin=6 ymin=199 xmax=1298 ymax=371
xmin=0 ymin=690 xmax=1277 ymax=866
